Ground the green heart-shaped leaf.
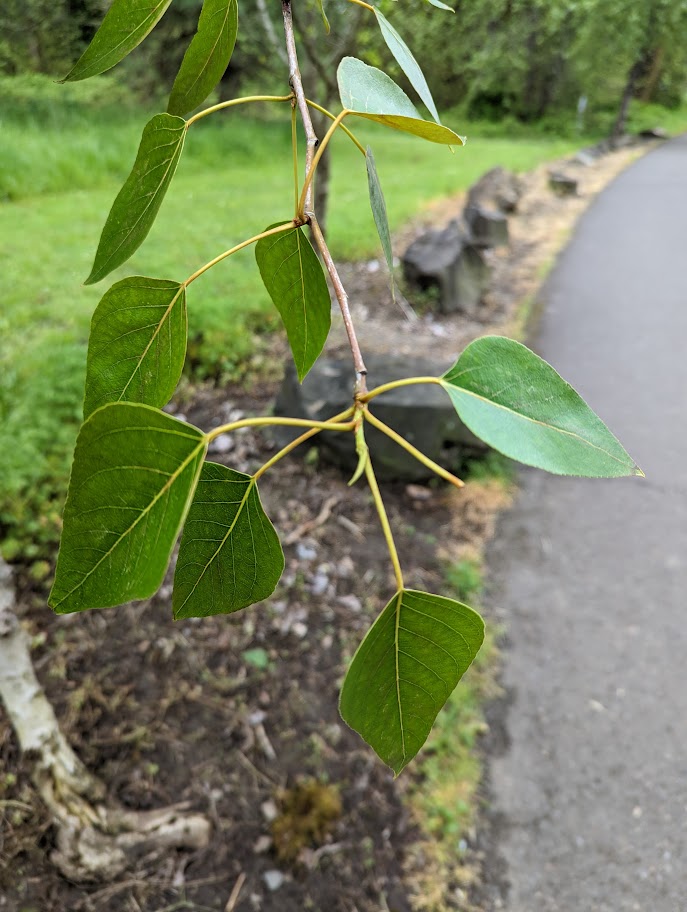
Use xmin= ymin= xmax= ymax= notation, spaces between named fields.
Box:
xmin=374 ymin=10 xmax=440 ymax=123
xmin=340 ymin=589 xmax=484 ymax=775
xmin=168 ymin=0 xmax=239 ymax=116
xmin=62 ymin=0 xmax=173 ymax=82
xmin=441 ymin=335 xmax=642 ymax=477
xmin=49 ymin=404 xmax=206 ymax=614
xmin=255 ymin=223 xmax=331 ymax=381
xmin=337 ymin=57 xmax=464 ymax=146
xmin=84 ymin=276 xmax=187 ymax=418
xmin=86 ymin=113 xmax=187 ymax=285
xmin=365 ymin=147 xmax=394 ymax=289
xmin=173 ymin=462 xmax=284 ymax=618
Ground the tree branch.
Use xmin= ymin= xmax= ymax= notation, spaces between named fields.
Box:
xmin=281 ymin=0 xmax=368 ymax=394
xmin=309 ymin=214 xmax=367 ymax=389
xmin=282 ymin=1 xmax=317 ymax=216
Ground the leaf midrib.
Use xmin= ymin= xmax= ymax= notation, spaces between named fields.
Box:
xmin=394 ymin=591 xmax=406 ymax=761
xmin=51 ymin=436 xmax=205 ymax=609
xmin=295 ymin=229 xmax=308 ymax=370
xmin=442 ymin=380 xmax=631 ymax=468
xmin=175 ymin=476 xmax=255 ymax=614
xmin=92 ymin=122 xmax=186 ymax=280
xmin=180 ymin=0 xmax=235 ymax=99
xmin=117 ymin=284 xmax=184 ymax=401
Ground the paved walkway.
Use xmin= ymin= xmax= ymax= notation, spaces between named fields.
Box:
xmin=487 ymin=137 xmax=687 ymax=911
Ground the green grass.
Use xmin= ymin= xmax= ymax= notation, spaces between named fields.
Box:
xmin=463 ymin=450 xmax=516 ymax=487
xmin=444 ymin=557 xmax=484 ymax=606
xmin=0 ymin=86 xmax=634 ymax=565
xmin=406 ymin=558 xmax=500 ymax=907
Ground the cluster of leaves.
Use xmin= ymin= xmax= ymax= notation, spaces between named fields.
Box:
xmin=48 ymin=0 xmax=640 ymax=775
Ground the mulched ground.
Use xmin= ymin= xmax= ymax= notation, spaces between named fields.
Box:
xmin=2 ymin=372 xmax=483 ymax=912
xmin=0 ymin=143 xmax=645 ymax=912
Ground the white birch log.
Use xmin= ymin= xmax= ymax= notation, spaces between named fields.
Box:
xmin=0 ymin=557 xmax=211 ymax=882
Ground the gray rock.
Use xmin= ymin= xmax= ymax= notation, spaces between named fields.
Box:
xmin=253 ymin=835 xmax=272 ymax=854
xmin=274 ymin=352 xmax=488 ymax=482
xmin=260 ymin=799 xmax=278 ymax=823
xmin=638 ymin=126 xmax=668 ymax=140
xmin=296 ymin=542 xmax=317 ymax=561
xmin=208 ymin=433 xmax=234 ymax=455
xmin=464 ymin=204 xmax=509 ymax=248
xmin=337 ymin=593 xmax=362 ymax=613
xmin=466 ymin=166 xmax=523 ymax=213
xmin=402 ymin=220 xmax=490 ymax=315
xmin=571 ymin=150 xmax=597 ymax=168
xmin=335 ymin=555 xmax=354 ymax=578
xmin=548 ymin=171 xmax=578 ymax=197
xmin=310 ymin=572 xmax=329 ymax=596
xmin=262 ymin=870 xmax=285 ymax=891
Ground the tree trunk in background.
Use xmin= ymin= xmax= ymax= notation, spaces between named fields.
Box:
xmin=314 ymin=143 xmax=332 ymax=240
xmin=640 ymin=46 xmax=665 ymax=102
xmin=291 ymin=2 xmax=363 ymax=242
xmin=610 ymin=59 xmax=644 ymax=148
xmin=311 ymin=103 xmax=335 ymax=241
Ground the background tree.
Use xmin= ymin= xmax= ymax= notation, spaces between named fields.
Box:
xmin=571 ymin=0 xmax=687 ymax=144
xmin=3 ymin=0 xmax=686 ymax=140
xmin=0 ymin=0 xmax=104 ymax=75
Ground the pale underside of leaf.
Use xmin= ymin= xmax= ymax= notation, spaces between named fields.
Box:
xmin=86 ymin=113 xmax=187 ymax=285
xmin=49 ymin=404 xmax=206 ymax=614
xmin=63 ymin=0 xmax=174 ymax=82
xmin=173 ymin=462 xmax=284 ymax=618
xmin=365 ymin=147 xmax=394 ymax=292
xmin=374 ymin=10 xmax=440 ymax=123
xmin=337 ymin=57 xmax=463 ymax=145
xmin=168 ymin=0 xmax=239 ymax=116
xmin=255 ymin=224 xmax=331 ymax=381
xmin=84 ymin=276 xmax=187 ymax=418
xmin=353 ymin=112 xmax=463 ymax=144
xmin=339 ymin=589 xmax=484 ymax=775
xmin=441 ymin=335 xmax=641 ymax=477
xmin=425 ymin=0 xmax=454 ymax=10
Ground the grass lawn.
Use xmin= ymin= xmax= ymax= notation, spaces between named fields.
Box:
xmin=0 ymin=96 xmax=630 ymax=565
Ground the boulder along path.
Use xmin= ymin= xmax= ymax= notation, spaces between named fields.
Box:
xmin=486 ymin=135 xmax=687 ymax=911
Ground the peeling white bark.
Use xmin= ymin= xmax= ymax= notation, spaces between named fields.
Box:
xmin=0 ymin=558 xmax=211 ymax=882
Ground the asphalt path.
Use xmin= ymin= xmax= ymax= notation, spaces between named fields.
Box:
xmin=487 ymin=136 xmax=687 ymax=911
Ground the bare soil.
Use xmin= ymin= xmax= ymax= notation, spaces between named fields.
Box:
xmin=0 ymin=143 xmax=644 ymax=912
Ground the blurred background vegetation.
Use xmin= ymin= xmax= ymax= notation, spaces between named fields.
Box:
xmin=2 ymin=0 xmax=687 ymax=574
xmin=3 ymin=0 xmax=687 ymax=124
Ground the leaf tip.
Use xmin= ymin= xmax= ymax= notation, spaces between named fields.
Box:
xmin=634 ymin=465 xmax=646 ymax=478
xmin=47 ymin=588 xmax=68 ymax=615
xmin=84 ymin=264 xmax=104 ymax=285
